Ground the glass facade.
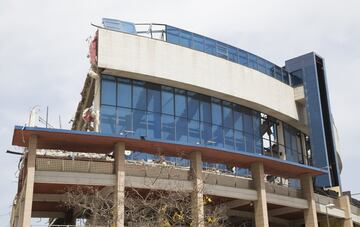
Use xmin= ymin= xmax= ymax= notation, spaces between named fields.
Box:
xmin=165 ymin=26 xmax=292 ymax=85
xmin=100 ymin=75 xmax=262 ymax=154
xmin=100 ymin=75 xmax=310 ymax=175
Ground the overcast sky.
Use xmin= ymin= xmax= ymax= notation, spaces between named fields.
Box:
xmin=1 ymin=0 xmax=359 ymax=224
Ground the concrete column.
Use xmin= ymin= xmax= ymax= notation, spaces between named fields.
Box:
xmin=114 ymin=142 xmax=125 ymax=227
xmin=190 ymin=151 xmax=204 ymax=227
xmin=300 ymin=174 xmax=318 ymax=227
xmin=19 ymin=135 xmax=37 ymax=227
xmin=339 ymin=195 xmax=353 ymax=227
xmin=251 ymin=162 xmax=269 ymax=227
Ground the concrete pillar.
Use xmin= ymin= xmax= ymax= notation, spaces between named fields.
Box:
xmin=300 ymin=174 xmax=318 ymax=227
xmin=339 ymin=195 xmax=353 ymax=227
xmin=114 ymin=142 xmax=125 ymax=227
xmin=19 ymin=135 xmax=37 ymax=227
xmin=251 ymin=162 xmax=269 ymax=227
xmin=190 ymin=151 xmax=204 ymax=227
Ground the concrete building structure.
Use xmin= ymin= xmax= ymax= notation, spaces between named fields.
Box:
xmin=8 ymin=19 xmax=360 ymax=226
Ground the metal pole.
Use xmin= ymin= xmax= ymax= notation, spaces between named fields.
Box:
xmin=46 ymin=106 xmax=49 ymax=128
xmin=326 ymin=206 xmax=330 ymax=227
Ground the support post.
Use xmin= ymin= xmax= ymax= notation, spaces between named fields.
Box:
xmin=339 ymin=195 xmax=353 ymax=227
xmin=19 ymin=135 xmax=37 ymax=227
xmin=114 ymin=142 xmax=125 ymax=227
xmin=190 ymin=151 xmax=204 ymax=227
xmin=300 ymin=174 xmax=318 ymax=227
xmin=251 ymin=162 xmax=269 ymax=227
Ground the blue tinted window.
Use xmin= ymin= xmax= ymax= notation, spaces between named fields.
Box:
xmin=252 ymin=112 xmax=261 ymax=138
xmin=162 ymin=114 xmax=175 ymax=141
xmin=100 ymin=105 xmax=116 ymax=134
xmin=101 ymin=79 xmax=116 ymax=106
xmin=282 ymin=70 xmax=290 ymax=85
xmin=205 ymin=38 xmax=216 ymax=55
xmin=234 ymin=107 xmax=243 ymax=131
xmin=162 ymin=86 xmax=174 ymax=115
xmin=188 ymin=120 xmax=200 ymax=145
xmin=228 ymin=46 xmax=238 ymax=63
xmin=117 ymin=107 xmax=132 ymax=134
xmin=166 ymin=26 xmax=179 ymax=44
xmin=175 ymin=89 xmax=187 ymax=117
xmin=265 ymin=61 xmax=274 ymax=77
xmin=133 ymin=110 xmax=147 ymax=137
xmin=200 ymin=95 xmax=211 ymax=123
xmin=245 ymin=133 xmax=255 ymax=153
xmin=211 ymin=98 xmax=222 ymax=126
xmin=290 ymin=70 xmax=304 ymax=86
xmin=147 ymin=83 xmax=161 ymax=113
xmin=274 ymin=66 xmax=282 ymax=81
xmin=257 ymin=58 xmax=266 ymax=74
xmin=235 ymin=130 xmax=245 ymax=152
xmin=223 ymin=101 xmax=233 ymax=128
xmin=117 ymin=78 xmax=132 ymax=108
xmin=175 ymin=117 xmax=188 ymax=143
xmin=201 ymin=122 xmax=212 ymax=145
xmin=132 ymin=81 xmax=146 ymax=110
xmin=224 ymin=127 xmax=234 ymax=150
xmin=238 ymin=50 xmax=248 ymax=66
xmin=243 ymin=109 xmax=254 ymax=135
xmin=188 ymin=92 xmax=200 ymax=121
xmin=216 ymin=42 xmax=228 ymax=59
xmin=212 ymin=125 xmax=224 ymax=148
xmin=179 ymin=30 xmax=192 ymax=48
xmin=147 ymin=112 xmax=161 ymax=139
xmin=284 ymin=124 xmax=301 ymax=163
xmin=193 ymin=34 xmax=204 ymax=51
xmin=248 ymin=54 xmax=258 ymax=70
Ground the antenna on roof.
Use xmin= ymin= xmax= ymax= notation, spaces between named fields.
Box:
xmin=59 ymin=115 xmax=62 ymax=129
xmin=46 ymin=106 xmax=49 ymax=128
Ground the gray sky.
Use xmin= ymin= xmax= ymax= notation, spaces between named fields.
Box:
xmin=1 ymin=0 xmax=359 ymax=224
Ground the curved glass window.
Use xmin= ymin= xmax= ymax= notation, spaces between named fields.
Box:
xmin=100 ymin=75 xmax=309 ymax=168
xmin=165 ymin=26 xmax=293 ymax=85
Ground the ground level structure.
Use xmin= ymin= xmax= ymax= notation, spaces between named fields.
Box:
xmin=9 ymin=126 xmax=360 ymax=226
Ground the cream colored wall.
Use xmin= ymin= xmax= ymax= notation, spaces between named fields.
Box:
xmin=97 ymin=28 xmax=306 ymax=131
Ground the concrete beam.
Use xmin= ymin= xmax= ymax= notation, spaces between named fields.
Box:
xmin=267 ymin=193 xmax=308 ymax=209
xmin=203 ymin=184 xmax=257 ymax=201
xmin=34 ymin=171 xmax=116 ymax=186
xmin=222 ymin=200 xmax=251 ymax=209
xmin=269 ymin=207 xmax=300 ymax=216
xmin=315 ymin=203 xmax=345 ymax=219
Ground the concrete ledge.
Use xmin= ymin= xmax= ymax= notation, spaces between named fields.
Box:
xmin=267 ymin=193 xmax=308 ymax=209
xmin=34 ymin=171 xmax=116 ymax=186
xmin=204 ymin=184 xmax=257 ymax=201
xmin=316 ymin=203 xmax=345 ymax=219
xmin=125 ymin=176 xmax=192 ymax=191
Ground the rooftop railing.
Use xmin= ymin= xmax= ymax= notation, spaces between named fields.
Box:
xmin=101 ymin=18 xmax=304 ymax=87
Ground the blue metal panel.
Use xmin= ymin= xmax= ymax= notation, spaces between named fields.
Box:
xmin=285 ymin=53 xmax=340 ymax=188
xmin=102 ymin=18 xmax=136 ymax=34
